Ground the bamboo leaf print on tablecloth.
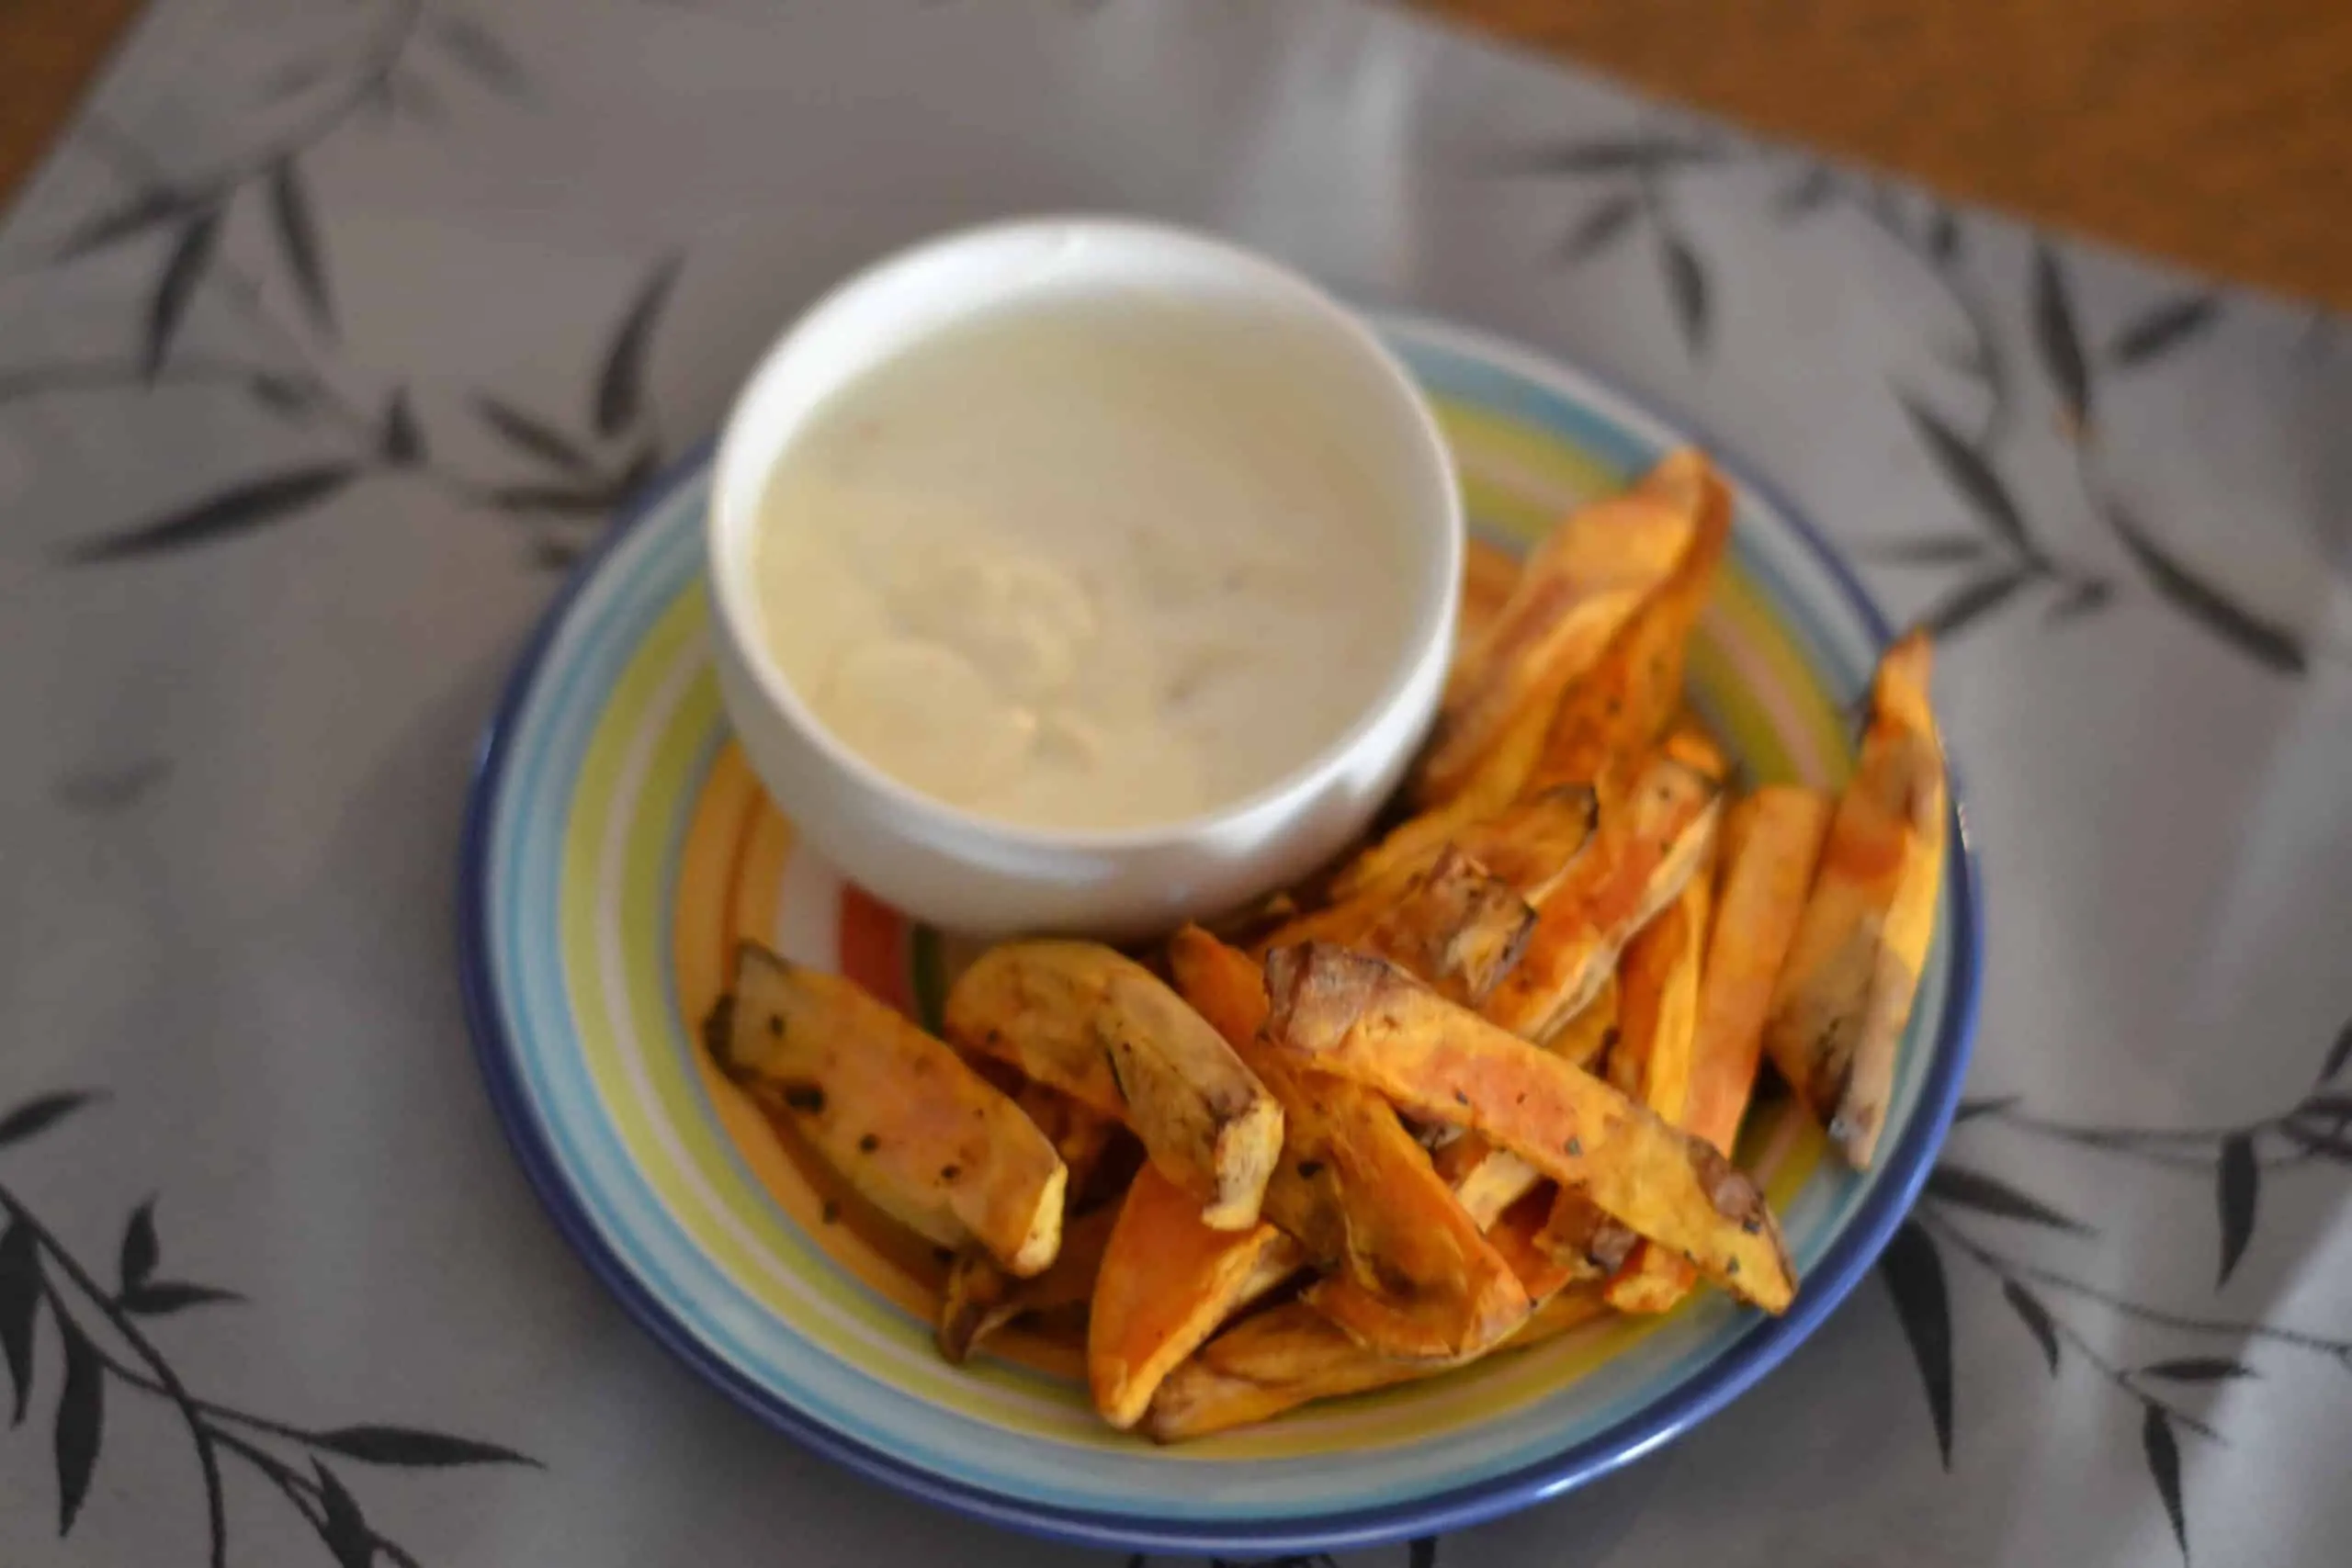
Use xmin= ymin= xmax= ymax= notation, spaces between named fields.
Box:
xmin=2098 ymin=497 xmax=2307 ymax=675
xmin=2216 ymin=1135 xmax=2258 ymax=1286
xmin=1923 ymin=1164 xmax=2094 ymax=1235
xmin=118 ymin=1198 xmax=160 ymax=1295
xmin=310 ymin=1425 xmax=537 ymax=1469
xmin=1917 ymin=570 xmax=2030 ymax=638
xmin=0 ymin=1089 xmax=537 ymax=1562
xmin=2108 ymin=295 xmax=2220 ymax=367
xmin=2142 ymin=1405 xmax=2188 ymax=1561
xmin=2139 ymin=1358 xmax=2256 ymax=1384
xmin=473 ymin=394 xmax=595 ymax=474
xmin=143 ymin=211 xmax=222 ymax=377
xmin=0 ymin=1222 xmax=37 ymax=1424
xmin=2030 ymin=246 xmax=2092 ymax=434
xmin=1896 ymin=394 xmax=2034 ymax=552
xmin=266 ymin=160 xmax=335 ymax=334
xmin=1560 ymin=192 xmax=1640 ymax=262
xmin=1879 ymin=1220 xmax=1954 ymax=1466
xmin=2000 ymin=1280 xmax=2062 ymax=1373
xmin=594 ymin=256 xmax=682 ymax=436
xmin=65 ymin=464 xmax=361 ymax=562
xmin=52 ymin=1314 xmax=106 ymax=1534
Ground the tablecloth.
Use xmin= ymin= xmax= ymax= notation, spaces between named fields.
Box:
xmin=2 ymin=2 xmax=2347 ymax=1563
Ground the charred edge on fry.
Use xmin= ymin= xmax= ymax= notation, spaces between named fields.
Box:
xmin=701 ymin=995 xmax=738 ymax=1071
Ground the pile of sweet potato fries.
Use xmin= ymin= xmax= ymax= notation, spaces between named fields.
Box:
xmin=702 ymin=448 xmax=1950 ymax=1439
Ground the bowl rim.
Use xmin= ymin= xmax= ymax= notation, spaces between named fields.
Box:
xmin=458 ymin=311 xmax=1983 ymax=1554
xmin=703 ymin=215 xmax=1464 ymax=853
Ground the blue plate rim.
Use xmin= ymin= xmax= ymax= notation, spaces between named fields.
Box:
xmin=455 ymin=313 xmax=1984 ymax=1554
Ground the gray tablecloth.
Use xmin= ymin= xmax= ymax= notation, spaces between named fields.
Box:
xmin=4 ymin=2 xmax=2348 ymax=1563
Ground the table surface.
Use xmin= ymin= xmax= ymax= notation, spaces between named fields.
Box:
xmin=6 ymin=0 xmax=2352 ymax=306
xmin=1 ymin=2 xmax=2347 ymax=1566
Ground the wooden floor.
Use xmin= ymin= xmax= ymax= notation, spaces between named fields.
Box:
xmin=2 ymin=0 xmax=2348 ymax=307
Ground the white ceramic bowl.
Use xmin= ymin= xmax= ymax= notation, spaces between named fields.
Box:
xmin=705 ymin=218 xmax=1461 ymax=937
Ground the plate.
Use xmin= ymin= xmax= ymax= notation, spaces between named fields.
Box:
xmin=458 ymin=313 xmax=1982 ymax=1553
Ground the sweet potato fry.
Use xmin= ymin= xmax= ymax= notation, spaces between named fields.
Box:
xmin=1550 ymin=972 xmax=1623 ymax=1073
xmin=938 ymin=1203 xmax=1119 ymax=1363
xmin=1481 ymin=751 xmax=1723 ymax=1043
xmin=1424 ymin=451 xmax=1713 ymax=806
xmin=1263 ymin=945 xmax=1795 ymax=1312
xmin=1602 ymin=838 xmax=1714 ymax=1123
xmin=1089 ymin=1162 xmax=1299 ymax=1428
xmin=1355 ymin=849 xmax=1534 ymax=1006
xmin=1167 ymin=928 xmax=1530 ymax=1359
xmin=1763 ymin=631 xmax=1947 ymax=1168
xmin=1453 ymin=536 xmax=1523 ymax=671
xmin=1687 ymin=788 xmax=1834 ymax=1153
xmin=1609 ymin=789 xmax=1830 ymax=1311
xmin=1143 ymin=1286 xmax=1612 ymax=1442
xmin=946 ymin=942 xmax=1283 ymax=1229
xmin=1265 ymin=848 xmax=1533 ymax=1007
xmin=1431 ymin=977 xmax=1620 ymax=1229
xmin=707 ymin=942 xmax=1066 ymax=1275
xmin=1520 ymin=463 xmax=1733 ymax=810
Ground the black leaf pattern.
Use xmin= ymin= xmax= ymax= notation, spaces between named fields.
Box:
xmin=249 ymin=374 xmax=316 ymax=417
xmin=2045 ymin=579 xmax=2113 ymax=624
xmin=2099 ymin=497 xmax=2306 ymax=675
xmin=594 ymin=257 xmax=682 ymax=436
xmin=311 ymin=1425 xmax=537 ymax=1468
xmin=0 ymin=1221 xmax=38 ymax=1426
xmin=433 ymin=14 xmax=530 ymax=98
xmin=2282 ymin=1121 xmax=2352 ymax=1161
xmin=1499 ymin=135 xmax=1719 ymax=175
xmin=1771 ymin=164 xmax=1836 ymax=219
xmin=2030 ymin=245 xmax=2092 ymax=434
xmin=2297 ymin=1091 xmax=2352 ymax=1119
xmin=144 ymin=211 xmax=222 ymax=378
xmin=1917 ymin=570 xmax=2028 ymax=639
xmin=0 ymin=1093 xmax=98 ymax=1147
xmin=267 ymin=161 xmax=335 ymax=334
xmin=2216 ymin=1134 xmax=2257 ymax=1287
xmin=119 ymin=1199 xmax=159 ymax=1294
xmin=1925 ymin=1163 xmax=2093 ymax=1234
xmin=1927 ymin=206 xmax=1962 ymax=264
xmin=1896 ymin=393 xmax=2034 ymax=551
xmin=380 ymin=389 xmax=424 ymax=465
xmin=2139 ymin=1358 xmax=2256 ymax=1384
xmin=1951 ymin=1094 xmax=2018 ymax=1123
xmin=473 ymin=395 xmax=594 ymax=474
xmin=314 ymin=1460 xmax=376 ymax=1567
xmin=1660 ymin=231 xmax=1708 ymax=355
xmin=53 ymin=1314 xmax=104 ymax=1535
xmin=53 ymin=758 xmax=172 ymax=814
xmin=2108 ymin=295 xmax=2220 ymax=367
xmin=53 ymin=187 xmax=205 ymax=261
xmin=2142 ymin=1405 xmax=2188 ymax=1562
xmin=1862 ymin=534 xmax=1987 ymax=567
xmin=67 ymin=464 xmax=360 ymax=563
xmin=1877 ymin=1220 xmax=1953 ymax=1466
xmin=1560 ymin=193 xmax=1640 ymax=263
xmin=490 ymin=484 xmax=616 ymax=517
xmin=1408 ymin=1538 xmax=1438 ymax=1568
xmin=2316 ymin=1018 xmax=2352 ymax=1085
xmin=2000 ymin=1280 xmax=2061 ymax=1373
xmin=120 ymin=1281 xmax=241 ymax=1316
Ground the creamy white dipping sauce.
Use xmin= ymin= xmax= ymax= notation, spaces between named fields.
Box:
xmin=751 ymin=298 xmax=1415 ymax=831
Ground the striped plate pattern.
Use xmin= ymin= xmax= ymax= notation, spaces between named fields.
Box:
xmin=460 ymin=315 xmax=1982 ymax=1553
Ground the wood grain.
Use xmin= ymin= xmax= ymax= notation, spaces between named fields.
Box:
xmin=0 ymin=0 xmax=144 ymax=205
xmin=1419 ymin=0 xmax=2352 ymax=308
xmin=0 ymin=1 xmax=2348 ymax=305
